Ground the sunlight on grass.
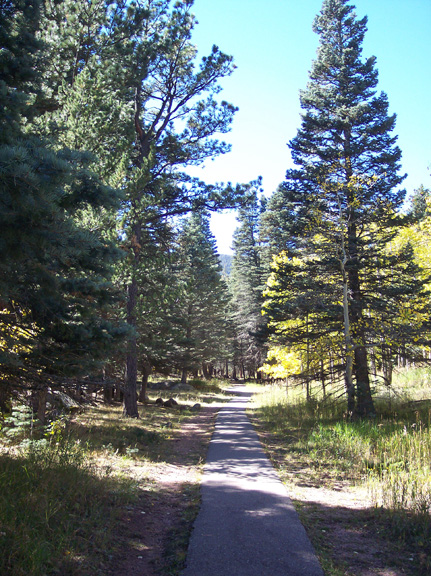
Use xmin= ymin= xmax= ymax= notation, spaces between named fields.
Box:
xmin=0 ymin=378 xmax=229 ymax=576
xmin=0 ymin=438 xmax=134 ymax=576
xmin=252 ymin=367 xmax=431 ymax=572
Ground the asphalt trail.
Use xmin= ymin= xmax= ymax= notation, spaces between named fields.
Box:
xmin=181 ymin=386 xmax=324 ymax=576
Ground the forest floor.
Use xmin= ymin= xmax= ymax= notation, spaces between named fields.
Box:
xmin=106 ymin=402 xmax=220 ymax=576
xmin=251 ymin=421 xmax=420 ymax=576
xmin=109 ymin=390 xmax=419 ymax=576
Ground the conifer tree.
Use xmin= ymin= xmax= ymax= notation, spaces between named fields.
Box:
xmin=264 ymin=0 xmax=420 ymax=415
xmin=0 ymin=0 xmax=124 ymax=412
xmin=230 ymin=186 xmax=267 ymax=378
xmin=408 ymin=185 xmax=431 ymax=222
xmin=119 ymin=0 xmax=243 ymax=416
xmin=174 ymin=212 xmax=231 ymax=383
xmin=30 ymin=0 xmax=244 ymax=416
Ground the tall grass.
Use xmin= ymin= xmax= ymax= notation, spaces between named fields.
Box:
xmin=0 ymin=381 xmax=228 ymax=576
xmin=253 ymin=368 xmax=431 ymax=568
xmin=0 ymin=437 xmax=134 ymax=576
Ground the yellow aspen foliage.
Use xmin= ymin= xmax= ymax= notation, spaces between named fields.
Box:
xmin=260 ymin=346 xmax=302 ymax=379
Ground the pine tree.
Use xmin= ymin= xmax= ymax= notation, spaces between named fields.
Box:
xmin=27 ymin=0 xmax=244 ymax=416
xmin=230 ymin=185 xmax=267 ymax=378
xmin=174 ymin=212 xmax=231 ymax=383
xmin=119 ymin=0 xmax=243 ymax=416
xmin=408 ymin=185 xmax=431 ymax=222
xmin=264 ymin=0 xmax=420 ymax=415
xmin=0 ymin=0 xmax=124 ymax=413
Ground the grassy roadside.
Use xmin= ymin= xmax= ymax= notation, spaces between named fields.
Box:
xmin=249 ymin=368 xmax=431 ymax=576
xmin=0 ymin=378 xmax=230 ymax=576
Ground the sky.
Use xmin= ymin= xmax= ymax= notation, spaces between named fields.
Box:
xmin=185 ymin=0 xmax=431 ymax=254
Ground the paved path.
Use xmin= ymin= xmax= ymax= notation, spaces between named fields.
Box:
xmin=181 ymin=386 xmax=324 ymax=576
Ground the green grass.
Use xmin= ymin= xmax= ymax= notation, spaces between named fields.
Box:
xmin=252 ymin=367 xmax=431 ymax=574
xmin=0 ymin=438 xmax=134 ymax=576
xmin=0 ymin=378 xmax=230 ymax=576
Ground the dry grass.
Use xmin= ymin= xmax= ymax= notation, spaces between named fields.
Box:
xmin=250 ymin=369 xmax=431 ymax=576
xmin=0 ymin=379 xmax=231 ymax=576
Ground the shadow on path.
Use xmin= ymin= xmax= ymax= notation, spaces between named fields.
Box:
xmin=181 ymin=386 xmax=324 ymax=576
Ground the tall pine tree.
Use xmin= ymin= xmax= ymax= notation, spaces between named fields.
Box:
xmin=0 ymin=0 xmax=124 ymax=414
xmin=28 ymin=0 xmax=245 ymax=416
xmin=264 ymin=0 xmax=420 ymax=415
xmin=174 ymin=212 xmax=231 ymax=383
xmin=230 ymin=185 xmax=267 ymax=379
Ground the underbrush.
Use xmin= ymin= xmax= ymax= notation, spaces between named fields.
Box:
xmin=252 ymin=367 xmax=431 ymax=573
xmin=0 ymin=380 xmax=229 ymax=576
xmin=0 ymin=436 xmax=134 ymax=576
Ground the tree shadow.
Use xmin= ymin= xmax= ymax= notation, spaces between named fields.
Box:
xmin=292 ymin=496 xmax=430 ymax=576
xmin=0 ymin=449 xmax=135 ymax=576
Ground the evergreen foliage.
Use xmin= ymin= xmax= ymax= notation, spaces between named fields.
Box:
xmin=230 ymin=184 xmax=267 ymax=378
xmin=116 ymin=0 xmax=245 ymax=416
xmin=0 ymin=0 xmax=125 ymax=408
xmin=408 ymin=185 xmax=431 ymax=222
xmin=1 ymin=0 xmax=429 ymax=424
xmin=219 ymin=254 xmax=233 ymax=276
xmin=174 ymin=212 xmax=231 ymax=383
xmin=13 ymin=0 xmax=245 ymax=416
xmin=262 ymin=0 xmax=428 ymax=415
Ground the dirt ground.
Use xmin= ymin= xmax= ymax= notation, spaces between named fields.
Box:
xmin=108 ymin=405 xmax=218 ymax=576
xmin=108 ymin=403 xmax=421 ymax=576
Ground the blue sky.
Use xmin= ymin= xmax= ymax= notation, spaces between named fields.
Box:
xmin=186 ymin=0 xmax=431 ymax=254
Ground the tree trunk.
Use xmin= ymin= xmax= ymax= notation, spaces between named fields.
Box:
xmin=370 ymin=349 xmax=377 ymax=378
xmin=181 ymin=367 xmax=188 ymax=384
xmin=124 ymin=275 xmax=139 ymax=418
xmin=338 ymin=193 xmax=355 ymax=414
xmin=382 ymin=350 xmax=393 ymax=387
xmin=347 ymin=222 xmax=375 ymax=416
xmin=104 ymin=385 xmax=113 ymax=404
xmin=139 ymin=361 xmax=151 ymax=403
xmin=0 ymin=385 xmax=11 ymax=413
xmin=202 ymin=362 xmax=210 ymax=380
xmin=354 ymin=345 xmax=374 ymax=416
xmin=37 ymin=387 xmax=48 ymax=424
xmin=342 ymin=269 xmax=355 ymax=414
xmin=102 ymin=367 xmax=113 ymax=403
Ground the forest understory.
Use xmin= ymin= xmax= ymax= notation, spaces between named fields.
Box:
xmin=3 ymin=376 xmax=431 ymax=576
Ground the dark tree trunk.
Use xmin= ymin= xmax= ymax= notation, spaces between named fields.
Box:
xmin=347 ymin=221 xmax=375 ymax=417
xmin=37 ymin=387 xmax=48 ymax=424
xmin=102 ymin=367 xmax=113 ymax=403
xmin=0 ymin=385 xmax=11 ymax=413
xmin=139 ymin=361 xmax=151 ymax=403
xmin=31 ymin=386 xmax=48 ymax=424
xmin=354 ymin=345 xmax=374 ymax=416
xmin=104 ymin=385 xmax=113 ymax=403
xmin=124 ymin=274 xmax=139 ymax=418
xmin=202 ymin=362 xmax=210 ymax=380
